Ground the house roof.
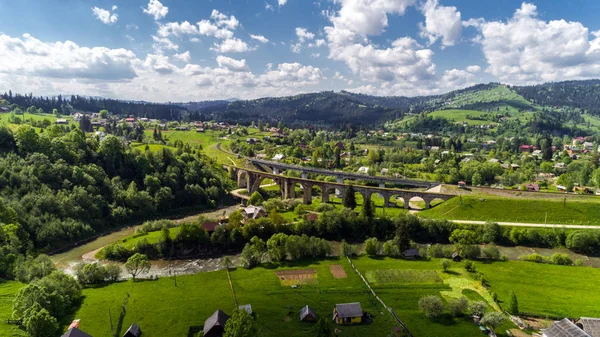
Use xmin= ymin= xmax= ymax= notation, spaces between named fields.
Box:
xmin=204 ymin=310 xmax=229 ymax=336
xmin=61 ymin=328 xmax=93 ymax=337
xmin=299 ymin=305 xmax=317 ymax=321
xmin=123 ymin=323 xmax=141 ymax=337
xmin=543 ymin=318 xmax=590 ymax=337
xmin=403 ymin=248 xmax=420 ymax=257
xmin=201 ymin=222 xmax=220 ymax=232
xmin=580 ymin=318 xmax=600 ymax=337
xmin=335 ymin=302 xmax=363 ymax=318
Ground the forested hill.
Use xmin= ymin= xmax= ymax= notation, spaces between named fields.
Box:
xmin=513 ymin=80 xmax=600 ymax=116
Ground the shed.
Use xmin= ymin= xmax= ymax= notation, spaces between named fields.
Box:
xmin=578 ymin=317 xmax=600 ymax=337
xmin=543 ymin=318 xmax=590 ymax=337
xmin=123 ymin=323 xmax=141 ymax=337
xmin=333 ymin=302 xmax=363 ymax=325
xmin=61 ymin=328 xmax=93 ymax=337
xmin=299 ymin=305 xmax=317 ymax=322
xmin=204 ymin=310 xmax=229 ymax=337
xmin=201 ymin=222 xmax=220 ymax=232
xmin=402 ymin=248 xmax=420 ymax=259
xmin=452 ymin=252 xmax=463 ymax=262
xmin=238 ymin=304 xmax=252 ymax=315
xmin=458 ymin=181 xmax=466 ymax=189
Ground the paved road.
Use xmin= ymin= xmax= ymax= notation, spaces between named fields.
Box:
xmin=451 ymin=220 xmax=600 ymax=229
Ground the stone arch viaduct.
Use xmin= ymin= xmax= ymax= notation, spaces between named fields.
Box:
xmin=231 ymin=166 xmax=454 ymax=209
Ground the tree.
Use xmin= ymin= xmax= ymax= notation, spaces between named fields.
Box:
xmin=448 ymin=297 xmax=468 ymax=317
xmin=343 ymin=185 xmax=357 ymax=209
xmin=508 ymin=292 xmax=519 ymax=315
xmin=98 ymin=109 xmax=108 ymax=119
xmin=362 ymin=237 xmax=379 ymax=256
xmin=247 ymin=191 xmax=264 ymax=206
xmin=482 ymin=244 xmax=501 ymax=260
xmin=361 ymin=196 xmax=374 ymax=218
xmin=224 ymin=308 xmax=258 ymax=337
xmin=267 ymin=233 xmax=288 ymax=261
xmin=440 ymin=258 xmax=451 ymax=272
xmin=222 ymin=256 xmax=232 ymax=270
xmin=105 ymin=263 xmax=121 ymax=282
xmin=472 ymin=172 xmax=483 ymax=186
xmin=481 ymin=312 xmax=506 ymax=332
xmin=125 ymin=253 xmax=151 ymax=280
xmin=22 ymin=303 xmax=59 ymax=337
xmin=418 ymin=295 xmax=444 ymax=319
xmin=315 ymin=317 xmax=333 ymax=337
xmin=469 ymin=301 xmax=488 ymax=316
xmin=334 ymin=146 xmax=341 ymax=168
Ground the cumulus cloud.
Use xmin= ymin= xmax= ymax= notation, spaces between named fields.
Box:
xmin=250 ymin=34 xmax=269 ymax=43
xmin=296 ymin=27 xmax=315 ymax=42
xmin=152 ymin=36 xmax=178 ymax=51
xmin=211 ymin=38 xmax=252 ymax=53
xmin=259 ymin=63 xmax=322 ymax=87
xmin=419 ymin=0 xmax=461 ymax=47
xmin=216 ymin=55 xmax=249 ymax=72
xmin=92 ymin=6 xmax=118 ymax=25
xmin=278 ymin=0 xmax=288 ymax=6
xmin=469 ymin=2 xmax=600 ymax=84
xmin=157 ymin=10 xmax=240 ymax=42
xmin=211 ymin=10 xmax=239 ymax=30
xmin=143 ymin=0 xmax=169 ymax=21
xmin=0 ymin=33 xmax=137 ymax=80
xmin=174 ymin=51 xmax=192 ymax=63
xmin=329 ymin=0 xmax=416 ymax=37
xmin=292 ymin=27 xmax=319 ymax=53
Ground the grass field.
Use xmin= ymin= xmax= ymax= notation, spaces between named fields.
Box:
xmin=419 ymin=195 xmax=600 ymax=225
xmin=428 ymin=109 xmax=492 ymax=125
xmin=476 ymin=261 xmax=600 ymax=318
xmin=0 ymin=281 xmax=26 ymax=337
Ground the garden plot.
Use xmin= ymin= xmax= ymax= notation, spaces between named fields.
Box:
xmin=274 ymin=269 xmax=318 ymax=286
xmin=329 ymin=264 xmax=347 ymax=278
xmin=366 ymin=269 xmax=442 ymax=285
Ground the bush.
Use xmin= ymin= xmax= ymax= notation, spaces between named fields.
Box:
xmin=464 ymin=261 xmax=476 ymax=273
xmin=364 ymin=237 xmax=380 ymax=256
xmin=469 ymin=301 xmax=488 ymax=316
xmin=550 ymin=253 xmax=573 ymax=266
xmin=419 ymin=295 xmax=444 ymax=319
xmin=482 ymin=244 xmax=501 ymax=260
xmin=500 ymin=254 xmax=509 ymax=261
xmin=137 ymin=219 xmax=176 ymax=234
xmin=383 ymin=240 xmax=401 ymax=257
xmin=75 ymin=263 xmax=107 ymax=284
xmin=461 ymin=245 xmax=481 ymax=260
xmin=448 ymin=297 xmax=468 ymax=317
xmin=575 ymin=259 xmax=584 ymax=266
xmin=440 ymin=259 xmax=451 ymax=272
xmin=519 ymin=253 xmax=544 ymax=263
xmin=428 ymin=244 xmax=444 ymax=258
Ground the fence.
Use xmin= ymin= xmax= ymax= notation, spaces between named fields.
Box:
xmin=345 ymin=256 xmax=414 ymax=337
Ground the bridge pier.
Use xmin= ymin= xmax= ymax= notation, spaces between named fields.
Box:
xmin=378 ymin=183 xmax=385 ymax=198
xmin=336 ymin=176 xmax=343 ymax=196
xmin=322 ymin=186 xmax=330 ymax=203
xmin=274 ymin=167 xmax=280 ymax=174
xmin=303 ymin=184 xmax=312 ymax=205
xmin=301 ymin=171 xmax=308 ymax=179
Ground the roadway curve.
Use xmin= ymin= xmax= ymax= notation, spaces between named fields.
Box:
xmin=451 ymin=220 xmax=600 ymax=229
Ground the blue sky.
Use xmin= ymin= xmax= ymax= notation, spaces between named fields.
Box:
xmin=1 ymin=0 xmax=600 ymax=101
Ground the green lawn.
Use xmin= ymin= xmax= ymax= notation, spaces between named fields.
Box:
xmin=476 ymin=261 xmax=600 ymax=318
xmin=0 ymin=281 xmax=26 ymax=337
xmin=419 ymin=195 xmax=600 ymax=225
xmin=428 ymin=109 xmax=492 ymax=125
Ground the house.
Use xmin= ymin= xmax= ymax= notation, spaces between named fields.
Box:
xmin=542 ymin=318 xmax=590 ymax=337
xmin=196 ymin=128 xmax=205 ymax=133
xmin=573 ymin=136 xmax=586 ymax=145
xmin=175 ymin=126 xmax=190 ymax=131
xmin=238 ymin=304 xmax=252 ymax=315
xmin=402 ymin=248 xmax=420 ymax=259
xmin=299 ymin=305 xmax=317 ymax=322
xmin=452 ymin=252 xmax=463 ymax=262
xmin=61 ymin=328 xmax=93 ymax=337
xmin=488 ymin=158 xmax=500 ymax=164
xmin=584 ymin=142 xmax=594 ymax=150
xmin=380 ymin=168 xmax=389 ymax=175
xmin=123 ymin=323 xmax=141 ymax=337
xmin=511 ymin=163 xmax=521 ymax=169
xmin=526 ymin=184 xmax=540 ymax=192
xmin=203 ymin=310 xmax=229 ymax=337
xmin=272 ymin=153 xmax=285 ymax=161
xmin=125 ymin=117 xmax=135 ymax=123
xmin=458 ymin=181 xmax=467 ymax=189
xmin=520 ymin=145 xmax=533 ymax=152
xmin=246 ymin=138 xmax=260 ymax=144
xmin=357 ymin=166 xmax=369 ymax=174
xmin=242 ymin=206 xmax=266 ymax=220
xmin=0 ymin=106 xmax=10 ymax=112
xmin=532 ymin=150 xmax=543 ymax=157
xmin=55 ymin=119 xmax=68 ymax=124
xmin=255 ymin=153 xmax=267 ymax=159
xmin=557 ymin=185 xmax=567 ymax=192
xmin=201 ymin=222 xmax=221 ymax=232
xmin=333 ymin=302 xmax=363 ymax=325
xmin=578 ymin=317 xmax=600 ymax=337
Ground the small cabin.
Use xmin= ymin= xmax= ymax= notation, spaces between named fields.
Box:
xmin=333 ymin=302 xmax=363 ymax=325
xmin=452 ymin=252 xmax=463 ymax=262
xmin=458 ymin=181 xmax=467 ymax=189
xmin=123 ymin=323 xmax=141 ymax=337
xmin=203 ymin=310 xmax=229 ymax=337
xmin=299 ymin=305 xmax=317 ymax=322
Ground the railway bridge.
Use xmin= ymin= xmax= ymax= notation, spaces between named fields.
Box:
xmin=230 ymin=166 xmax=454 ymax=209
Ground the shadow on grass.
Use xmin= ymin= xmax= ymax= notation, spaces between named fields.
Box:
xmin=442 ymin=270 xmax=460 ymax=276
xmin=256 ymin=257 xmax=343 ymax=270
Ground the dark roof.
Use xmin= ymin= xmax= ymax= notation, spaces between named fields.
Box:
xmin=335 ymin=302 xmax=362 ymax=318
xmin=204 ymin=310 xmax=229 ymax=336
xmin=580 ymin=318 xmax=600 ymax=337
xmin=123 ymin=323 xmax=141 ymax=337
xmin=544 ymin=318 xmax=590 ymax=337
xmin=201 ymin=222 xmax=220 ymax=232
xmin=452 ymin=252 xmax=461 ymax=258
xmin=299 ymin=305 xmax=317 ymax=321
xmin=62 ymin=328 xmax=93 ymax=337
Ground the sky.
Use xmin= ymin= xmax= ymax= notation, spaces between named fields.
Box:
xmin=2 ymin=0 xmax=600 ymax=102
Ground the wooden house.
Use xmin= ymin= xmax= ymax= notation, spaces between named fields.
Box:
xmin=203 ymin=310 xmax=229 ymax=337
xmin=299 ymin=305 xmax=317 ymax=322
xmin=333 ymin=302 xmax=363 ymax=325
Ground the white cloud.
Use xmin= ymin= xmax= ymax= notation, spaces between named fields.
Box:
xmin=469 ymin=2 xmax=600 ymax=84
xmin=0 ymin=33 xmax=137 ymax=80
xmin=211 ymin=38 xmax=252 ymax=53
xmin=324 ymin=0 xmax=435 ymax=86
xmin=158 ymin=10 xmax=240 ymax=41
xmin=278 ymin=0 xmax=288 ymax=6
xmin=419 ymin=0 xmax=461 ymax=47
xmin=92 ymin=6 xmax=118 ymax=25
xmin=211 ymin=10 xmax=239 ymax=30
xmin=296 ymin=27 xmax=315 ymax=42
xmin=259 ymin=63 xmax=322 ymax=87
xmin=143 ymin=53 xmax=177 ymax=75
xmin=250 ymin=34 xmax=269 ymax=43
xmin=466 ymin=65 xmax=481 ymax=73
xmin=143 ymin=0 xmax=169 ymax=21
xmin=126 ymin=24 xmax=139 ymax=30
xmin=265 ymin=2 xmax=274 ymax=11
xmin=125 ymin=35 xmax=135 ymax=42
xmin=152 ymin=36 xmax=178 ymax=51
xmin=216 ymin=55 xmax=249 ymax=72
xmin=112 ymin=5 xmax=118 ymax=11
xmin=174 ymin=51 xmax=192 ymax=63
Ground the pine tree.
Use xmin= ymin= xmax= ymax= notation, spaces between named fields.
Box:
xmin=343 ymin=185 xmax=357 ymax=209
xmin=508 ymin=291 xmax=519 ymax=315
